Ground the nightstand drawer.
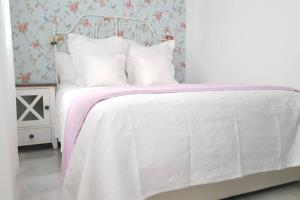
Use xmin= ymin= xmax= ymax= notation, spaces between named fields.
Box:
xmin=18 ymin=128 xmax=52 ymax=146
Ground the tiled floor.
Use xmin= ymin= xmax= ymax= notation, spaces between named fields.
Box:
xmin=17 ymin=146 xmax=63 ymax=200
xmin=17 ymin=146 xmax=300 ymax=200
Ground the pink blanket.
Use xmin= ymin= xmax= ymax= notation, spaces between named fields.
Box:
xmin=62 ymin=84 xmax=299 ymax=178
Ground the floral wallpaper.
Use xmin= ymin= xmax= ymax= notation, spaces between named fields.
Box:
xmin=10 ymin=0 xmax=186 ymax=84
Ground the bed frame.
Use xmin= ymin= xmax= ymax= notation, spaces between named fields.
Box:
xmin=149 ymin=167 xmax=300 ymax=200
xmin=52 ymin=14 xmax=300 ymax=200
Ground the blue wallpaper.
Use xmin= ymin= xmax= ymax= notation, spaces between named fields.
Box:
xmin=10 ymin=0 xmax=186 ymax=84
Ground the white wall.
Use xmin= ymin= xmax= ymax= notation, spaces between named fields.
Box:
xmin=186 ymin=0 xmax=300 ymax=88
xmin=0 ymin=0 xmax=18 ymax=199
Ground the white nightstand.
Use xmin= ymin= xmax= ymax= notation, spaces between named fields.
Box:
xmin=16 ymin=84 xmax=58 ymax=149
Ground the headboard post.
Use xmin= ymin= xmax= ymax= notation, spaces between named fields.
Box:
xmin=52 ymin=22 xmax=59 ymax=86
xmin=115 ymin=17 xmax=118 ymax=37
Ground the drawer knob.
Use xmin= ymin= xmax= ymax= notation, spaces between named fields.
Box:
xmin=29 ymin=134 xmax=34 ymax=139
xmin=45 ymin=105 xmax=50 ymax=110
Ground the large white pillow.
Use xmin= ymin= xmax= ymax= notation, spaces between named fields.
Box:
xmin=79 ymin=55 xmax=128 ymax=87
xmin=55 ymin=52 xmax=77 ymax=85
xmin=126 ymin=40 xmax=177 ymax=85
xmin=135 ymin=55 xmax=178 ymax=85
xmin=68 ymin=34 xmax=128 ymax=85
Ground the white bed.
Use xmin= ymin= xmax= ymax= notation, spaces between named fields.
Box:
xmin=55 ymin=85 xmax=300 ymax=200
xmin=53 ymin=15 xmax=300 ymax=200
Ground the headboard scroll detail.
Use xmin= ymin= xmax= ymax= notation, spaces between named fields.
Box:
xmin=51 ymin=14 xmax=173 ymax=49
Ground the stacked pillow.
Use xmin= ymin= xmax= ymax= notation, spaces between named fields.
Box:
xmin=55 ymin=34 xmax=178 ymax=87
xmin=55 ymin=52 xmax=77 ymax=85
xmin=126 ymin=39 xmax=177 ymax=85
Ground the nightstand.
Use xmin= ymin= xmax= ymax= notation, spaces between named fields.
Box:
xmin=16 ymin=84 xmax=58 ymax=149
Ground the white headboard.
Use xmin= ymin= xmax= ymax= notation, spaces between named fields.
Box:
xmin=52 ymin=14 xmax=171 ymax=50
xmin=51 ymin=14 xmax=173 ymax=84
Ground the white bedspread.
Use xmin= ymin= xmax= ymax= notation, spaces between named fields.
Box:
xmin=62 ymin=89 xmax=300 ymax=200
xmin=55 ymin=85 xmax=94 ymax=143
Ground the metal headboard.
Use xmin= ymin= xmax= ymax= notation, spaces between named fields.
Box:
xmin=52 ymin=14 xmax=170 ymax=48
xmin=52 ymin=14 xmax=172 ymax=84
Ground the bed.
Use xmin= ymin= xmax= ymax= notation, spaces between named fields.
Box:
xmin=53 ymin=15 xmax=300 ymax=200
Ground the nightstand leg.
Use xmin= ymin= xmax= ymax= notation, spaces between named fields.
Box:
xmin=52 ymin=138 xmax=58 ymax=149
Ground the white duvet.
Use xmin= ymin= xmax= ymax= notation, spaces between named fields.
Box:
xmin=57 ymin=87 xmax=300 ymax=200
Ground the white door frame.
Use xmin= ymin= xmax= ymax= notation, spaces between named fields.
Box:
xmin=0 ymin=0 xmax=18 ymax=199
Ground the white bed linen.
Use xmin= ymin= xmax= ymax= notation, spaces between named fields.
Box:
xmin=61 ymin=88 xmax=300 ymax=200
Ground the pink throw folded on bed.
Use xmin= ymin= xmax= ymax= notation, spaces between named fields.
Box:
xmin=62 ymin=84 xmax=299 ymax=179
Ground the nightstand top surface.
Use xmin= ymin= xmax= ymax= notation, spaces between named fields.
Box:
xmin=16 ymin=83 xmax=57 ymax=88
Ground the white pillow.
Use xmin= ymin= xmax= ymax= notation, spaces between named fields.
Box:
xmin=55 ymin=52 xmax=77 ymax=85
xmin=126 ymin=40 xmax=177 ymax=85
xmin=79 ymin=55 xmax=127 ymax=87
xmin=135 ymin=55 xmax=178 ymax=85
xmin=68 ymin=34 xmax=128 ymax=85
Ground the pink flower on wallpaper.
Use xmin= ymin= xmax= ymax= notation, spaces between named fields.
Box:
xmin=17 ymin=72 xmax=32 ymax=84
xmin=163 ymin=26 xmax=174 ymax=40
xmin=80 ymin=19 xmax=90 ymax=28
xmin=30 ymin=55 xmax=37 ymax=65
xmin=180 ymin=62 xmax=186 ymax=68
xmin=117 ymin=31 xmax=124 ymax=37
xmin=16 ymin=22 xmax=28 ymax=33
xmin=68 ymin=2 xmax=79 ymax=13
xmin=31 ymin=41 xmax=42 ymax=49
xmin=57 ymin=35 xmax=65 ymax=42
xmin=164 ymin=26 xmax=172 ymax=34
xmin=124 ymin=0 xmax=134 ymax=9
xmin=165 ymin=35 xmax=174 ymax=40
xmin=180 ymin=22 xmax=186 ymax=29
xmin=175 ymin=47 xmax=182 ymax=55
xmin=98 ymin=0 xmax=107 ymax=7
xmin=144 ymin=0 xmax=152 ymax=5
xmin=154 ymin=11 xmax=163 ymax=21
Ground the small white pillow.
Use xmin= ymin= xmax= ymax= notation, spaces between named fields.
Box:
xmin=79 ymin=55 xmax=127 ymax=87
xmin=126 ymin=40 xmax=177 ymax=85
xmin=135 ymin=55 xmax=178 ymax=85
xmin=68 ymin=34 xmax=128 ymax=85
xmin=55 ymin=52 xmax=77 ymax=85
